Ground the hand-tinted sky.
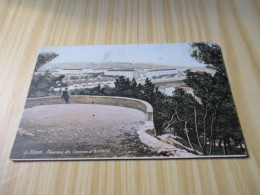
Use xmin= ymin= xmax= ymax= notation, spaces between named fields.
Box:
xmin=40 ymin=43 xmax=205 ymax=67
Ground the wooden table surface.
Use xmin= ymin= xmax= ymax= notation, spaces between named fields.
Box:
xmin=0 ymin=0 xmax=259 ymax=194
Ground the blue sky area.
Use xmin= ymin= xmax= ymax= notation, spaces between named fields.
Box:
xmin=40 ymin=43 xmax=205 ymax=67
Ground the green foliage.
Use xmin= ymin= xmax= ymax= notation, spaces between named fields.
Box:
xmin=142 ymin=42 xmax=244 ymax=155
xmin=190 ymin=43 xmax=224 ymax=70
xmin=70 ymin=76 xmax=79 ymax=80
xmin=182 ymin=42 xmax=244 ymax=154
xmin=114 ymin=76 xmax=131 ymax=96
xmin=35 ymin=52 xmax=59 ymax=71
xmin=28 ymin=52 xmax=62 ymax=98
xmin=142 ymin=78 xmax=155 ymax=103
xmin=28 ymin=72 xmax=65 ymax=98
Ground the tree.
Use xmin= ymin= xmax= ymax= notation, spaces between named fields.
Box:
xmin=92 ymin=84 xmax=102 ymax=95
xmin=159 ymin=88 xmax=203 ymax=154
xmin=114 ymin=76 xmax=132 ymax=97
xmin=28 ymin=52 xmax=61 ymax=97
xmin=160 ymin=43 xmax=244 ymax=155
xmin=187 ymin=43 xmax=243 ymax=154
xmin=34 ymin=52 xmax=59 ymax=71
xmin=130 ymin=78 xmax=138 ymax=98
xmin=142 ymin=78 xmax=156 ymax=103
xmin=28 ymin=72 xmax=65 ymax=97
xmin=183 ymin=69 xmax=217 ymax=154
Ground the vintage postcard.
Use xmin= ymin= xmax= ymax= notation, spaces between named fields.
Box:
xmin=10 ymin=43 xmax=247 ymax=161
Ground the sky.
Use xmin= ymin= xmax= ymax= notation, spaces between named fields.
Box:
xmin=40 ymin=43 xmax=205 ymax=67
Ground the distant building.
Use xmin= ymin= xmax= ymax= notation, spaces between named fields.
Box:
xmin=105 ymin=69 xmax=140 ymax=78
xmin=57 ymin=68 xmax=83 ymax=75
xmin=144 ymin=68 xmax=177 ymax=78
xmin=89 ymin=68 xmax=113 ymax=73
xmin=81 ymin=83 xmax=87 ymax=87
xmin=82 ymin=68 xmax=92 ymax=73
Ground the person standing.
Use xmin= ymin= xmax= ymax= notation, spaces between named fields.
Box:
xmin=61 ymin=88 xmax=70 ymax=104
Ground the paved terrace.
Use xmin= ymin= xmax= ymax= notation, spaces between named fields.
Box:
xmin=11 ymin=95 xmax=195 ymax=160
xmin=11 ymin=103 xmax=157 ymax=159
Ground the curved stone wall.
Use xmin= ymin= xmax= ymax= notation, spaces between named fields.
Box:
xmin=25 ymin=95 xmax=154 ymax=121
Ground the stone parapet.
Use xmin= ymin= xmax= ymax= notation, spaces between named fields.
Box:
xmin=25 ymin=95 xmax=154 ymax=121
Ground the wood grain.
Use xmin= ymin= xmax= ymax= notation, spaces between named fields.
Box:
xmin=0 ymin=0 xmax=259 ymax=194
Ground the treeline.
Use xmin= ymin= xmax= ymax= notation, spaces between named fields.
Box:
xmin=70 ymin=77 xmax=168 ymax=136
xmin=28 ymin=52 xmax=66 ymax=98
xmin=28 ymin=72 xmax=66 ymax=98
xmin=70 ymin=75 xmax=243 ymax=156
